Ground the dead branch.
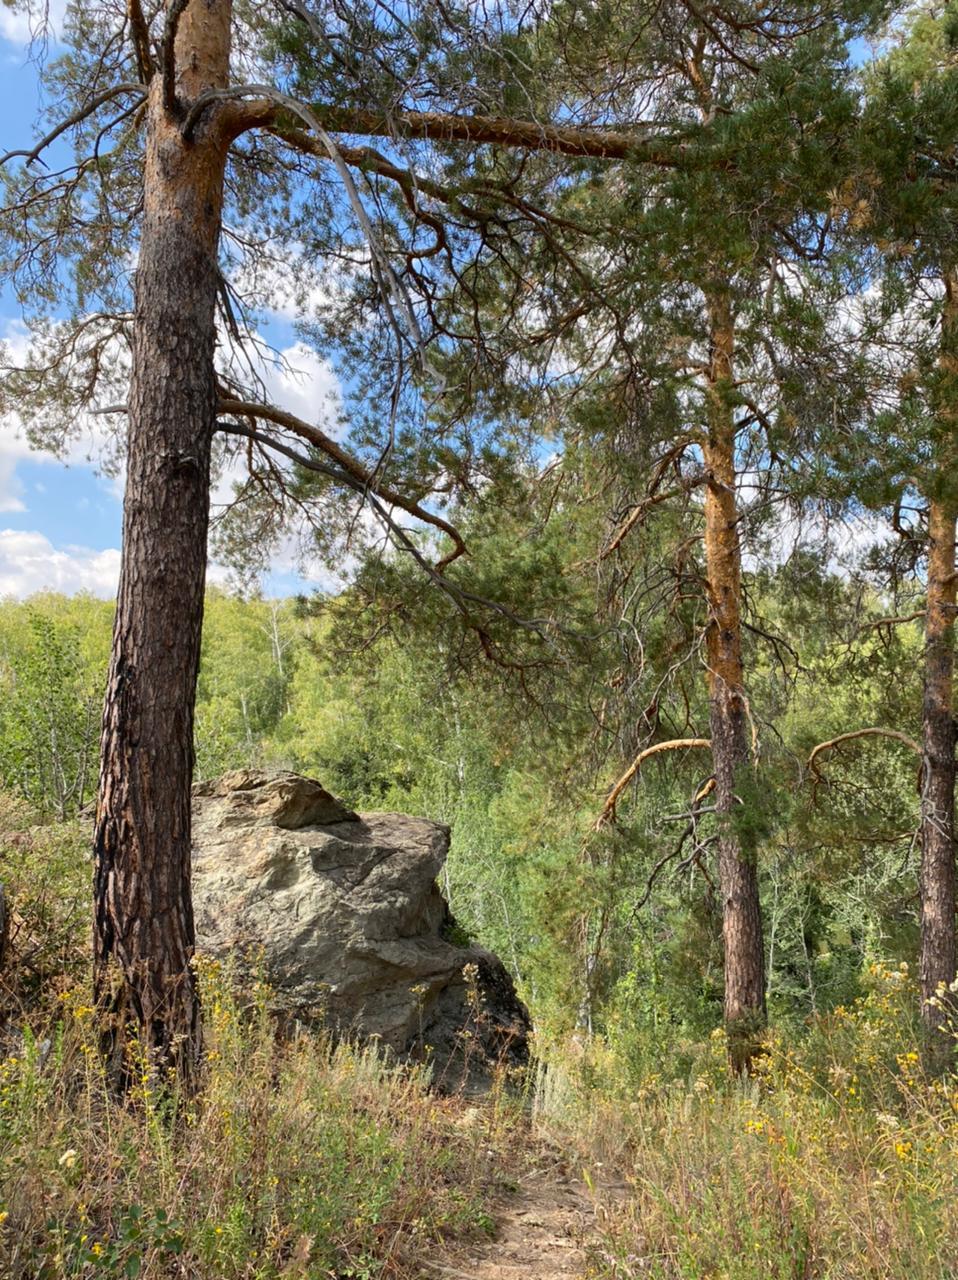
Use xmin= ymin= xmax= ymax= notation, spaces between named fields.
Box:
xmin=601 ymin=472 xmax=708 ymax=559
xmin=127 ymin=0 xmax=155 ymax=83
xmin=216 ymin=395 xmax=467 ymax=569
xmin=806 ymin=728 xmax=921 ymax=785
xmin=0 ymin=84 xmax=146 ymax=169
xmin=595 ymin=738 xmax=712 ymax=829
xmin=628 ymin=773 xmax=717 ymax=911
xmin=200 ymin=86 xmax=428 ymax=361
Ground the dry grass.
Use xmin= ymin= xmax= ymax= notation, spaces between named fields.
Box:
xmin=0 ymin=958 xmax=519 ymax=1279
xmin=534 ymin=963 xmax=958 ymax=1279
xmin=5 ymin=808 xmax=958 ymax=1280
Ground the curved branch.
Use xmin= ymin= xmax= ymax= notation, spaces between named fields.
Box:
xmin=218 ymin=420 xmax=354 ymax=487
xmin=595 ymin=738 xmax=712 ymax=829
xmin=202 ymin=86 xmax=424 ymax=358
xmin=216 ymin=421 xmax=561 ymax=645
xmin=216 ymin=395 xmax=467 ymax=569
xmin=266 ymin=126 xmax=591 ymax=241
xmin=601 ymin=471 xmax=708 ymax=559
xmin=806 ymin=728 xmax=921 ymax=784
xmin=858 ymin=610 xmax=926 ymax=634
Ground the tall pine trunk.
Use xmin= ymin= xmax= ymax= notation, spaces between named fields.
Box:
xmin=703 ymin=290 xmax=766 ymax=1069
xmin=920 ymin=495 xmax=956 ymax=1060
xmin=93 ymin=0 xmax=232 ymax=1088
xmin=920 ymin=271 xmax=958 ymax=1067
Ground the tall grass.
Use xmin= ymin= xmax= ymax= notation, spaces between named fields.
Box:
xmin=6 ymin=805 xmax=958 ymax=1280
xmin=0 ymin=958 xmax=511 ymax=1279
xmin=535 ymin=962 xmax=958 ymax=1279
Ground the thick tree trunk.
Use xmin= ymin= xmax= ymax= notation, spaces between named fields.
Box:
xmin=920 ymin=273 xmax=958 ymax=1067
xmin=920 ymin=496 xmax=956 ymax=1059
xmin=93 ymin=0 xmax=232 ymax=1088
xmin=703 ymin=291 xmax=766 ymax=1070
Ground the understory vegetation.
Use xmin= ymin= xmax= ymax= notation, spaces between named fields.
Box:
xmin=0 ymin=588 xmax=955 ymax=1277
xmin=3 ymin=0 xmax=958 ymax=1270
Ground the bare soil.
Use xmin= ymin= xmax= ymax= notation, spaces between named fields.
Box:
xmin=423 ymin=1151 xmax=622 ymax=1280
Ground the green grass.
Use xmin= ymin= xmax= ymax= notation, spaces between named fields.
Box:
xmin=6 ymin=806 xmax=958 ymax=1279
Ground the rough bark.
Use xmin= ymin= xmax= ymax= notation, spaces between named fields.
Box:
xmin=213 ymin=97 xmax=676 ymax=164
xmin=93 ymin=0 xmax=232 ymax=1088
xmin=703 ymin=290 xmax=766 ymax=1069
xmin=920 ymin=272 xmax=958 ymax=1067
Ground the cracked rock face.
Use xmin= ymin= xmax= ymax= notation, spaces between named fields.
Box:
xmin=191 ymin=769 xmax=530 ymax=1086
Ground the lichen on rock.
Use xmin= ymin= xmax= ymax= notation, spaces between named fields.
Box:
xmin=191 ymin=769 xmax=530 ymax=1087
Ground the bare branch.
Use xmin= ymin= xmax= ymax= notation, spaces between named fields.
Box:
xmin=128 ymin=0 xmax=155 ymax=83
xmin=595 ymin=738 xmax=712 ymax=829
xmin=199 ymin=86 xmax=429 ymax=360
xmin=216 ymin=395 xmax=467 ymax=569
xmin=0 ymin=84 xmax=146 ymax=169
xmin=806 ymin=728 xmax=921 ymax=784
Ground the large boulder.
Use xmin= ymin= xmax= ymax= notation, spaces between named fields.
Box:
xmin=191 ymin=770 xmax=530 ymax=1086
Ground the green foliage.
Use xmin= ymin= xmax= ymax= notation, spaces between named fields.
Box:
xmin=0 ymin=601 xmax=108 ymax=819
xmin=193 ymin=592 xmax=299 ymax=779
xmin=0 ymin=560 xmax=931 ymax=1055
xmin=0 ymin=795 xmax=88 ymax=1012
xmin=544 ymin=963 xmax=954 ymax=1280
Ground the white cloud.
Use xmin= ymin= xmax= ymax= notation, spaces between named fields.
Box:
xmin=1 ymin=314 xmax=347 ymax=595
xmin=0 ymin=529 xmax=239 ymax=600
xmin=0 ymin=410 xmax=63 ymax=512
xmin=0 ymin=317 xmax=126 ymax=512
xmin=0 ymin=448 xmax=30 ymax=512
xmin=0 ymin=0 xmax=67 ymax=46
xmin=0 ymin=395 xmax=118 ymax=515
xmin=262 ymin=341 xmax=341 ymax=431
xmin=0 ymin=529 xmax=120 ymax=597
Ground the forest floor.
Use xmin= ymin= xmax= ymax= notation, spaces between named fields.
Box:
xmin=425 ymin=1139 xmax=624 ymax=1280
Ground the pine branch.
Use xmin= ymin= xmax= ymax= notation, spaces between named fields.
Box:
xmin=184 ymin=84 xmax=680 ymax=165
xmin=0 ymin=85 xmax=146 ymax=169
xmin=216 ymin=395 xmax=467 ymax=570
xmin=601 ymin=471 xmax=709 ymax=559
xmin=215 ymin=419 xmax=565 ymax=649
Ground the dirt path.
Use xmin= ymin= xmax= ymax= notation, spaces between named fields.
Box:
xmin=424 ymin=1156 xmax=619 ymax=1280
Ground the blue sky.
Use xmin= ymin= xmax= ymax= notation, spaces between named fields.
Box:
xmin=0 ymin=9 xmax=343 ymax=599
